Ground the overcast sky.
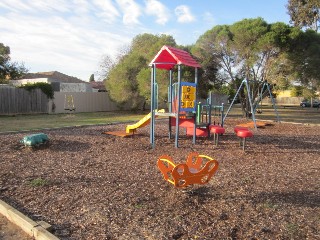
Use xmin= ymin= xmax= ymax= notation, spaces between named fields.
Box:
xmin=0 ymin=0 xmax=290 ymax=81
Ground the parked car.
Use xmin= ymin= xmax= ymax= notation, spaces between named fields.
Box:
xmin=300 ymin=100 xmax=320 ymax=108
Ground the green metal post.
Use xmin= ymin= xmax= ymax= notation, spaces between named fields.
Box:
xmin=196 ymin=102 xmax=202 ymax=124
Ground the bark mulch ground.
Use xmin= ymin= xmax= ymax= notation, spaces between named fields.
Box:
xmin=0 ymin=118 xmax=319 ymax=240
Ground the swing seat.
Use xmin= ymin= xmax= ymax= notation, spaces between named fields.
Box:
xmin=157 ymin=152 xmax=219 ymax=188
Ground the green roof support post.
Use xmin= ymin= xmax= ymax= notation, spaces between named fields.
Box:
xmin=220 ymin=103 xmax=224 ymax=127
xmin=150 ymin=64 xmax=156 ymax=148
xmin=208 ymin=91 xmax=212 ymax=126
xmin=168 ymin=69 xmax=173 ymax=140
xmin=193 ymin=67 xmax=198 ymax=144
xmin=196 ymin=102 xmax=202 ymax=124
xmin=175 ymin=64 xmax=182 ymax=148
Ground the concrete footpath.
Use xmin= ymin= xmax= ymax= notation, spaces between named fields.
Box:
xmin=0 ymin=200 xmax=59 ymax=240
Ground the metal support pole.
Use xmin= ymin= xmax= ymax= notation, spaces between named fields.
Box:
xmin=150 ymin=64 xmax=156 ymax=148
xmin=245 ymin=79 xmax=257 ymax=130
xmin=216 ymin=134 xmax=219 ymax=146
xmin=168 ymin=69 xmax=173 ymax=139
xmin=253 ymin=83 xmax=266 ymax=113
xmin=242 ymin=138 xmax=245 ymax=151
xmin=221 ymin=103 xmax=224 ymax=127
xmin=169 ymin=69 xmax=172 ymax=112
xmin=175 ymin=65 xmax=182 ymax=148
xmin=267 ymin=83 xmax=281 ymax=122
xmin=223 ymin=80 xmax=245 ymax=123
xmin=193 ymin=68 xmax=198 ymax=144
xmin=208 ymin=91 xmax=212 ymax=126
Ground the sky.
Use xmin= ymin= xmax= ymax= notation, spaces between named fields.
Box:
xmin=0 ymin=0 xmax=291 ymax=81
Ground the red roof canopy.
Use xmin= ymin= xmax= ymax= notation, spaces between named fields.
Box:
xmin=149 ymin=45 xmax=201 ymax=70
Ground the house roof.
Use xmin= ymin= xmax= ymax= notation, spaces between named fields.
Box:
xmin=90 ymin=81 xmax=106 ymax=90
xmin=21 ymin=71 xmax=86 ymax=83
xmin=149 ymin=45 xmax=201 ymax=70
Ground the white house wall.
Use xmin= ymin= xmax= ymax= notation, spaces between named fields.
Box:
xmin=10 ymin=78 xmax=50 ymax=86
xmin=59 ymin=83 xmax=92 ymax=92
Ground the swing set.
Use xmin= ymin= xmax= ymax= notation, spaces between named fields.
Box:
xmin=223 ymin=79 xmax=280 ymax=129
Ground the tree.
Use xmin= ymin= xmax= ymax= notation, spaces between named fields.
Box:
xmin=89 ymin=74 xmax=95 ymax=82
xmin=107 ymin=52 xmax=147 ymax=109
xmin=105 ymin=33 xmax=179 ymax=110
xmin=194 ymin=18 xmax=293 ymax=117
xmin=287 ymin=29 xmax=320 ymax=85
xmin=0 ymin=43 xmax=28 ymax=83
xmin=19 ymin=82 xmax=54 ymax=99
xmin=287 ymin=0 xmax=320 ymax=32
xmin=190 ymin=44 xmax=221 ymax=98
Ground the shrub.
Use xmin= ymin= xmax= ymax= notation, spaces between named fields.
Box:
xmin=28 ymin=178 xmax=48 ymax=187
xmin=19 ymin=82 xmax=54 ymax=99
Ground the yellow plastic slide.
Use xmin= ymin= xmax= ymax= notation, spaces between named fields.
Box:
xmin=126 ymin=109 xmax=165 ymax=134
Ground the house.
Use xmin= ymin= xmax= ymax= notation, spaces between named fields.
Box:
xmin=6 ymin=70 xmax=128 ymax=114
xmin=10 ymin=71 xmax=93 ymax=92
xmin=89 ymin=81 xmax=107 ymax=92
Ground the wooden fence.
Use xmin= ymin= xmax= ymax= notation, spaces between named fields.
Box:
xmin=0 ymin=88 xmax=48 ymax=115
xmin=50 ymin=92 xmax=128 ymax=114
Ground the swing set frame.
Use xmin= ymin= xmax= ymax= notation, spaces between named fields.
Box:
xmin=223 ymin=79 xmax=280 ymax=129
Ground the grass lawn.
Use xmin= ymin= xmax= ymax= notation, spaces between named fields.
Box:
xmin=0 ymin=111 xmax=147 ymax=133
xmin=224 ymin=104 xmax=320 ymax=125
xmin=0 ymin=105 xmax=319 ymax=133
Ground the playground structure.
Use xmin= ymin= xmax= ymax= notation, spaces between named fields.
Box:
xmin=224 ymin=79 xmax=280 ymax=129
xmin=103 ymin=46 xmax=279 ymax=150
xmin=157 ymin=152 xmax=219 ymax=188
xmin=104 ymin=45 xmax=225 ymax=146
xmin=126 ymin=109 xmax=165 ymax=134
xmin=149 ymin=45 xmax=225 ymax=148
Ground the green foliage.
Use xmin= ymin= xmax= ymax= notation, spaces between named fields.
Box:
xmin=220 ymin=84 xmax=236 ymax=102
xmin=287 ymin=0 xmax=320 ymax=31
xmin=191 ymin=42 xmax=221 ymax=98
xmin=302 ymin=86 xmax=318 ymax=99
xmin=0 ymin=43 xmax=10 ymax=67
xmin=194 ymin=18 xmax=295 ymax=117
xmin=137 ymin=68 xmax=169 ymax=105
xmin=286 ymin=223 xmax=300 ymax=237
xmin=286 ymin=30 xmax=320 ymax=86
xmin=262 ymin=200 xmax=279 ymax=209
xmin=28 ymin=178 xmax=48 ymax=187
xmin=105 ymin=33 xmax=178 ymax=110
xmin=89 ymin=74 xmax=95 ymax=82
xmin=290 ymin=86 xmax=303 ymax=97
xmin=19 ymin=82 xmax=54 ymax=99
xmin=275 ymin=77 xmax=292 ymax=90
xmin=0 ymin=43 xmax=28 ymax=82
